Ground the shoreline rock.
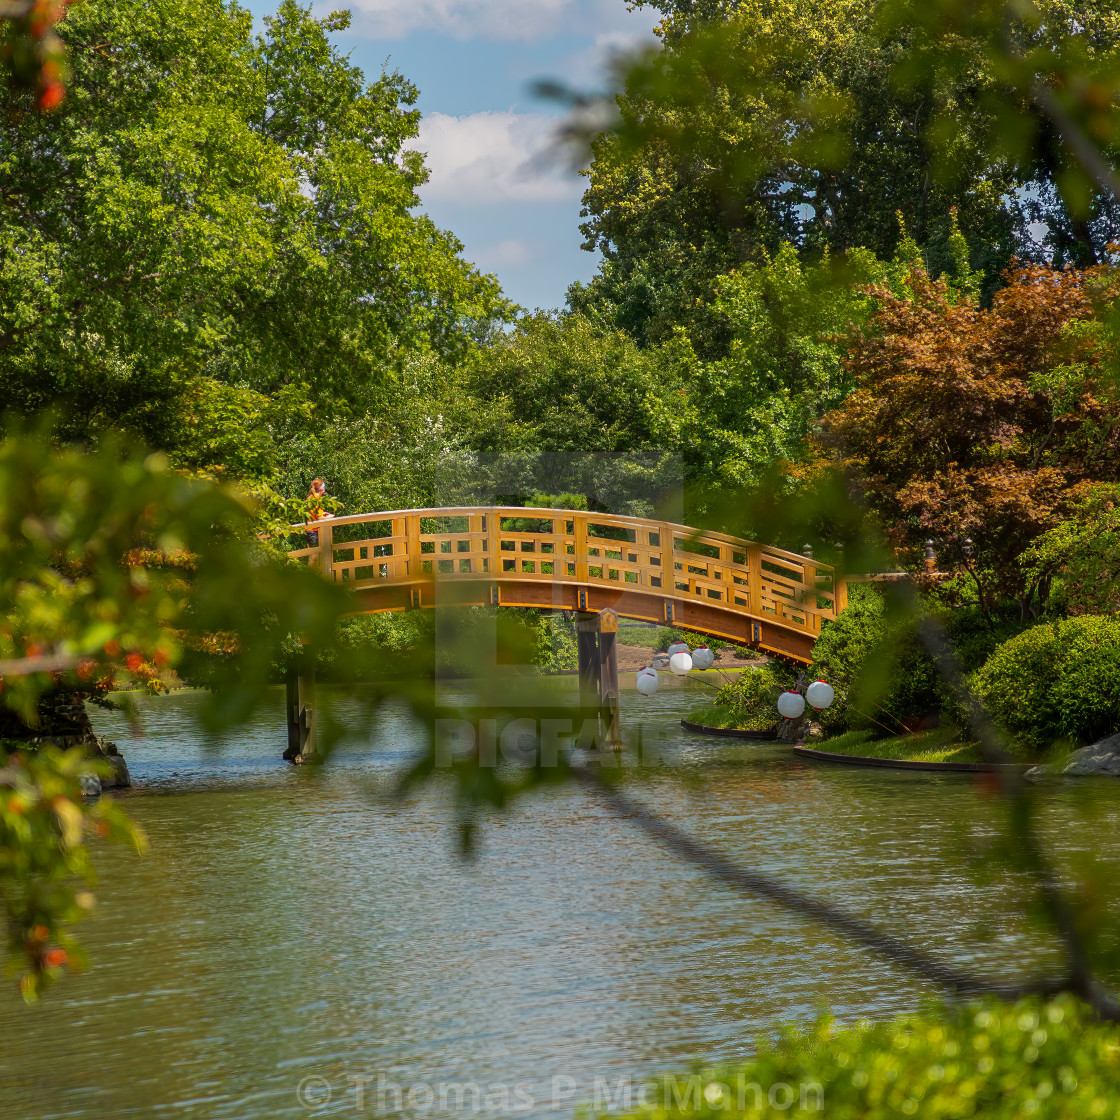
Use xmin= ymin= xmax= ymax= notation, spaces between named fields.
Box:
xmin=1027 ymin=732 xmax=1120 ymax=779
xmin=10 ymin=733 xmax=131 ymax=789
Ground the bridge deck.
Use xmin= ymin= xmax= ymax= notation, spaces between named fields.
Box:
xmin=287 ymin=507 xmax=842 ymax=662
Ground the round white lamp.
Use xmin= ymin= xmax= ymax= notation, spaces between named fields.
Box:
xmin=667 ymin=640 xmax=690 ymax=658
xmin=692 ymin=646 xmax=715 ymax=670
xmin=668 ymin=651 xmax=693 ymax=675
xmin=636 ymin=666 xmax=659 ymax=696
xmin=777 ymin=690 xmax=806 ymax=719
xmin=806 ymin=680 xmax=835 ymax=710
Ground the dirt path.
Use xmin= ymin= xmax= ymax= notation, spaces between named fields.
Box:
xmin=616 ymin=643 xmax=768 ymax=672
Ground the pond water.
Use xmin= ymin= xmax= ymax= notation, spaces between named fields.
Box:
xmin=1 ymin=681 xmax=1118 ymax=1119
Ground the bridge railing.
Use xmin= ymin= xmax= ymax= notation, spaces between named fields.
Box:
xmin=287 ymin=507 xmax=838 ymax=638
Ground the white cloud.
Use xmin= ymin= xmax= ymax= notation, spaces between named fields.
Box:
xmin=473 ymin=237 xmax=536 ymax=270
xmin=414 ymin=111 xmax=583 ymax=204
xmin=550 ymin=25 xmax=660 ymax=86
xmin=337 ymin=0 xmax=657 ymax=43
xmin=341 ymin=0 xmax=574 ymax=42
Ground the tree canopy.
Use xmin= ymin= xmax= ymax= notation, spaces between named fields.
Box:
xmin=814 ymin=261 xmax=1120 ymax=618
xmin=0 ymin=0 xmax=508 ymax=457
xmin=573 ymin=0 xmax=1120 ymax=352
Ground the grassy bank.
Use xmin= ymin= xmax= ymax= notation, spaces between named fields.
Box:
xmin=814 ymin=728 xmax=985 ymax=764
xmin=685 ymin=701 xmax=779 ymax=734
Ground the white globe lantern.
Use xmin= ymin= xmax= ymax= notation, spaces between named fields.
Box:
xmin=636 ymin=666 xmax=659 ymax=696
xmin=667 ymin=641 xmax=691 ymax=658
xmin=777 ymin=690 xmax=806 ymax=719
xmin=668 ymin=651 xmax=693 ymax=675
xmin=806 ymin=680 xmax=835 ymax=711
xmin=691 ymin=646 xmax=715 ymax=670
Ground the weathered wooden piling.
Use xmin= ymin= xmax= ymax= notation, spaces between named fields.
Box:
xmin=283 ymin=666 xmax=317 ymax=763
xmin=576 ymin=608 xmax=622 ymax=749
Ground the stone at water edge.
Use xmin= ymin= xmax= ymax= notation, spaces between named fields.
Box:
xmin=1059 ymin=733 xmax=1120 ymax=776
xmin=77 ymin=736 xmax=130 ymax=789
xmin=1027 ymin=732 xmax=1120 ymax=778
xmin=82 ymin=736 xmax=131 ymax=789
xmin=101 ymin=747 xmax=131 ymax=789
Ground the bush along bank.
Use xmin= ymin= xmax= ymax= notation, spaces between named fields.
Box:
xmin=686 ymin=664 xmax=795 ymax=734
xmin=972 ymin=615 xmax=1120 ymax=755
xmin=595 ymin=995 xmax=1119 ymax=1120
xmin=800 ymin=587 xmax=1120 ymax=764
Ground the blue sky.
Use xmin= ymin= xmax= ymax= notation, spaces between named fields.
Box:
xmin=250 ymin=1 xmax=661 ymax=311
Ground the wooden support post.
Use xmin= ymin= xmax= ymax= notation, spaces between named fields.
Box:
xmin=748 ymin=543 xmax=763 ymax=622
xmin=319 ymin=521 xmax=334 ymax=581
xmin=659 ymin=523 xmax=675 ymax=599
xmin=576 ymin=609 xmax=621 ymax=750
xmin=282 ymin=665 xmax=317 ymax=763
xmin=573 ymin=513 xmax=590 ymax=584
xmin=598 ymin=609 xmax=621 ymax=750
xmin=720 ymin=543 xmax=735 ymax=606
xmin=801 ymin=559 xmax=817 ymax=613
xmin=405 ymin=513 xmax=422 ymax=578
xmin=469 ymin=512 xmax=485 ymax=575
xmin=284 ymin=667 xmax=300 ymax=760
xmin=550 ymin=515 xmax=565 ymax=601
xmin=487 ymin=510 xmax=501 ymax=578
xmin=576 ymin=613 xmax=601 ymax=711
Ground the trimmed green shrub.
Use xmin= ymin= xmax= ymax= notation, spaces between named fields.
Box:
xmin=713 ymin=665 xmax=795 ymax=731
xmin=599 ymin=995 xmax=1119 ymax=1119
xmin=810 ymin=588 xmax=1030 ymax=738
xmin=944 ymin=603 xmax=1026 ymax=675
xmin=654 ymin=627 xmax=694 ymax=652
xmin=973 ymin=615 xmax=1120 ymax=752
xmin=809 ymin=584 xmax=940 ymax=736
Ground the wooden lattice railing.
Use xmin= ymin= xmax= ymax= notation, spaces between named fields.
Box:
xmin=287 ymin=507 xmax=841 ymax=654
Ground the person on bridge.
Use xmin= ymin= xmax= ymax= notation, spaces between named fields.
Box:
xmin=305 ymin=478 xmax=331 ymax=547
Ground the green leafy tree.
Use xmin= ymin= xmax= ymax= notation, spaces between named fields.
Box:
xmin=1021 ymin=483 xmax=1120 ymax=615
xmin=0 ymin=0 xmax=508 ymax=454
xmin=454 ymin=313 xmax=686 ymax=515
xmin=574 ymin=0 xmax=1120 ymax=352
xmin=679 ymin=243 xmax=909 ymax=499
xmin=0 ymin=429 xmax=350 ymax=997
xmin=813 ymin=261 xmax=1120 ymax=619
xmin=573 ymin=0 xmax=1020 ymax=351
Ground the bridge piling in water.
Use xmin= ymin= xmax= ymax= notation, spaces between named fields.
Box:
xmin=283 ymin=666 xmax=317 ymax=763
xmin=576 ymin=609 xmax=622 ymax=750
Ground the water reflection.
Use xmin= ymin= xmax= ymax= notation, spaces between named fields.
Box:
xmin=0 ymin=684 xmax=1116 ymax=1118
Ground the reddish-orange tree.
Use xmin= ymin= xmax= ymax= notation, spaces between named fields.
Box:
xmin=815 ymin=262 xmax=1120 ymax=621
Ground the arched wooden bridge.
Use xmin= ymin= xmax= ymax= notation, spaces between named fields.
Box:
xmin=289 ymin=507 xmax=844 ymax=662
